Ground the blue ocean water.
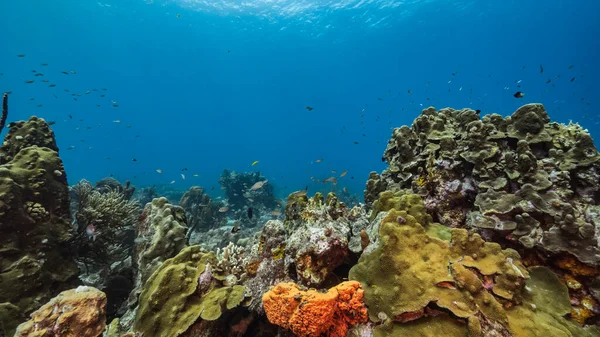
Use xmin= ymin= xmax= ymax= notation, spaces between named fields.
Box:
xmin=1 ymin=0 xmax=598 ymax=201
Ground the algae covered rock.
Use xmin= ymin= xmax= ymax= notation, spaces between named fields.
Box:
xmin=13 ymin=286 xmax=107 ymax=337
xmin=133 ymin=245 xmax=246 ymax=337
xmin=0 ymin=117 xmax=78 ymax=318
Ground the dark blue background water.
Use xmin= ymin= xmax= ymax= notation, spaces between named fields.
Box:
xmin=1 ymin=0 xmax=598 ymax=200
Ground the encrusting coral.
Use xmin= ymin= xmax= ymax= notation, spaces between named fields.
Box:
xmin=262 ymin=280 xmax=367 ymax=337
xmin=351 ymin=194 xmax=599 ymax=336
xmin=133 ymin=245 xmax=246 ymax=337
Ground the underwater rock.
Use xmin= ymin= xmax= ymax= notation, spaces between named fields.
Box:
xmin=0 ymin=302 xmax=23 ymax=337
xmin=180 ymin=186 xmax=226 ymax=235
xmin=0 ymin=117 xmax=78 ymax=318
xmin=284 ymin=192 xmax=355 ymax=287
xmin=13 ymin=286 xmax=107 ymax=337
xmin=262 ymin=280 xmax=367 ymax=337
xmin=94 ymin=177 xmax=135 ymax=201
xmin=366 ymin=104 xmax=600 ymax=266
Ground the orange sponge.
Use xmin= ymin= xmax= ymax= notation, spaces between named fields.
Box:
xmin=262 ymin=281 xmax=367 ymax=337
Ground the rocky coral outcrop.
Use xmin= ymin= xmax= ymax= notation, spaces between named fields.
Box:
xmin=0 ymin=117 xmax=78 ymax=322
xmin=13 ymin=286 xmax=107 ymax=337
xmin=365 ymin=104 xmax=600 ymax=266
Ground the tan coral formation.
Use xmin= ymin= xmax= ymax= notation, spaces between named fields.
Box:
xmin=13 ymin=286 xmax=107 ymax=337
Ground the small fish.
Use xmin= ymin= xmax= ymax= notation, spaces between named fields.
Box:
xmin=68 ymin=114 xmax=73 ymax=119
xmin=132 ymin=158 xmax=137 ymax=162
xmin=231 ymin=221 xmax=240 ymax=233
xmin=16 ymin=54 xmax=25 ymax=57
xmin=250 ymin=180 xmax=268 ymax=191
xmin=305 ymin=106 xmax=313 ymax=111
xmin=15 ymin=135 xmax=23 ymax=140
xmin=407 ymin=89 xmax=412 ymax=94
xmin=540 ymin=65 xmax=544 ymax=73
xmin=25 ymin=80 xmax=34 ymax=84
xmin=513 ymin=91 xmax=525 ymax=98
xmin=475 ymin=109 xmax=481 ymax=114
xmin=177 ymin=13 xmax=181 ymax=18
xmin=570 ymin=77 xmax=575 ymax=82
xmin=86 ymin=224 xmax=97 ymax=241
xmin=340 ymin=170 xmax=348 ymax=177
xmin=343 ymin=187 xmax=348 ymax=193
xmin=247 ymin=207 xmax=253 ymax=219
xmin=219 ymin=206 xmax=229 ymax=213
xmin=37 ymin=104 xmax=43 ymax=108
xmin=113 ymin=120 xmax=122 ymax=123
xmin=85 ymin=90 xmax=91 ymax=94
xmin=34 ymin=73 xmax=43 ymax=77
xmin=67 ymin=146 xmax=75 ymax=150
xmin=64 ymin=89 xmax=70 ymax=92
xmin=272 ymin=211 xmax=282 ymax=216
xmin=70 ymin=70 xmax=76 ymax=74
xmin=546 ymin=79 xmax=552 ymax=84
xmin=41 ymin=62 xmax=48 ymax=66
xmin=156 ymin=169 xmax=163 ymax=174
xmin=316 ymin=158 xmax=323 ymax=163
xmin=47 ymin=121 xmax=56 ymax=126
xmin=29 ymin=98 xmax=35 ymax=101
xmin=49 ymin=84 xmax=56 ymax=87
xmin=324 ymin=177 xmax=338 ymax=184
xmin=193 ymin=174 xmax=199 ymax=177
xmin=353 ymin=141 xmax=359 ymax=144
xmin=41 ymin=79 xmax=49 ymax=83
xmin=181 ymin=173 xmax=186 ymax=180
xmin=170 ymin=180 xmax=175 ymax=184
xmin=251 ymin=160 xmax=259 ymax=166
xmin=61 ymin=71 xmax=69 ymax=75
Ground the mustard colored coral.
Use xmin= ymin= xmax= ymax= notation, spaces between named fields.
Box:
xmin=262 ymin=281 xmax=367 ymax=337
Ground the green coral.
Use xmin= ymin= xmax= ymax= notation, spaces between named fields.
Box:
xmin=351 ymin=195 xmax=594 ymax=336
xmin=133 ymin=246 xmax=246 ymax=337
xmin=0 ymin=118 xmax=77 ymax=317
xmin=370 ymin=190 xmax=432 ymax=224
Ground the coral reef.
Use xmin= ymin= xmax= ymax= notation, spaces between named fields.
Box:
xmin=133 ymin=185 xmax=159 ymax=207
xmin=0 ymin=117 xmax=78 ymax=319
xmin=365 ymin=104 xmax=600 ymax=266
xmin=133 ymin=245 xmax=246 ymax=337
xmin=262 ymin=280 xmax=367 ymax=337
xmin=13 ymin=286 xmax=107 ymax=337
xmin=180 ymin=186 xmax=226 ymax=236
xmin=219 ymin=169 xmax=277 ymax=220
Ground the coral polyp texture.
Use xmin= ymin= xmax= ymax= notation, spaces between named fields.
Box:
xmin=262 ymin=280 xmax=367 ymax=337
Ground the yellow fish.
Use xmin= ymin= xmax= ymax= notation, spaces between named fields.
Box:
xmin=156 ymin=169 xmax=163 ymax=174
xmin=251 ymin=160 xmax=259 ymax=166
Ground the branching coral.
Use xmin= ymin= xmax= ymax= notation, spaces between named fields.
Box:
xmin=262 ymin=281 xmax=367 ymax=337
xmin=70 ymin=179 xmax=140 ymax=268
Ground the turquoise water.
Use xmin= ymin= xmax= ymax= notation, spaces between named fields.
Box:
xmin=1 ymin=0 xmax=598 ymax=200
